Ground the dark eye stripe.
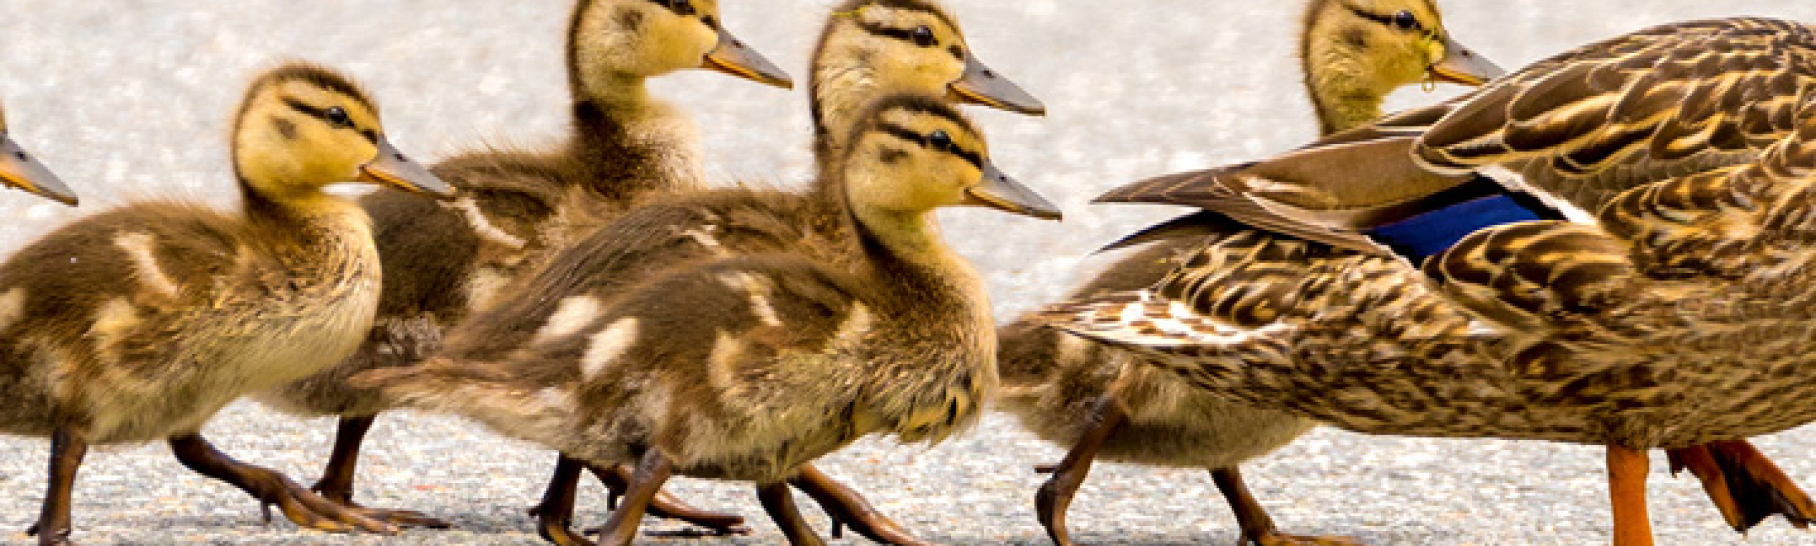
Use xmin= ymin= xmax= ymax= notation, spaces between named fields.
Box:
xmin=280 ymin=96 xmax=377 ymax=144
xmin=1346 ymin=4 xmax=1423 ymax=32
xmin=876 ymin=123 xmax=982 ymax=168
xmin=855 ymin=20 xmax=937 ymax=47
xmin=647 ymin=0 xmax=696 ymax=16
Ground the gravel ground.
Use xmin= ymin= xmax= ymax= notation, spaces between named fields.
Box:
xmin=0 ymin=1 xmax=1812 ymax=544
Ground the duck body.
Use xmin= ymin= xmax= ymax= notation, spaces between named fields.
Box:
xmin=0 ymin=200 xmax=378 ymax=443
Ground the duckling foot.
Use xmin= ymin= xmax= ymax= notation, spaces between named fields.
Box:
xmin=29 ymin=428 xmax=88 ymax=546
xmin=1036 ymin=397 xmax=1126 ymax=546
xmin=592 ymin=450 xmax=676 ymax=546
xmin=1667 ymin=440 xmax=1816 ymax=533
xmin=758 ymin=481 xmax=827 ymax=546
xmin=789 ymin=464 xmax=934 ymax=546
xmin=307 ymin=416 xmax=452 ymax=529
xmin=584 ymin=461 xmax=748 ymax=535
xmin=529 ymin=456 xmax=596 ymax=546
xmin=1212 ymin=467 xmax=1363 ymax=546
xmin=168 ymin=434 xmax=397 ymax=535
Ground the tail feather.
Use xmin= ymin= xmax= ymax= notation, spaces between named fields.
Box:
xmin=351 ymin=358 xmax=578 ymax=440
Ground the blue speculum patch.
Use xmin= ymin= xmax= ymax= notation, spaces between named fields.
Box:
xmin=1365 ymin=193 xmax=1546 ymax=262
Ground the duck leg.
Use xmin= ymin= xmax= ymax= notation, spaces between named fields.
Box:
xmin=757 ymin=481 xmax=827 ymax=546
xmin=591 ymin=449 xmax=674 ymax=546
xmin=308 ymin=415 xmax=450 ymax=528
xmin=584 ymin=461 xmax=748 ymax=534
xmin=528 ymin=455 xmax=593 ymax=546
xmin=1666 ymin=440 xmax=1816 ymax=532
xmin=1035 ymin=396 xmax=1125 ymax=546
xmin=1210 ymin=467 xmax=1360 ymax=546
xmin=26 ymin=427 xmax=88 ymax=546
xmin=168 ymin=434 xmax=395 ymax=535
xmin=788 ymin=464 xmax=934 ymax=545
xmin=1607 ymin=445 xmax=1655 ymax=546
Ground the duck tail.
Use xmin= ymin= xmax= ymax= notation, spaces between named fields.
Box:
xmin=1667 ymin=440 xmax=1816 ymax=533
xmin=351 ymin=357 xmax=577 ymax=436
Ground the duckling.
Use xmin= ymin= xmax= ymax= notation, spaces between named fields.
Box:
xmin=994 ymin=1 xmax=1501 ymax=544
xmin=0 ymin=63 xmax=450 ymax=545
xmin=246 ymin=0 xmax=792 ymax=529
xmin=429 ymin=1 xmax=1045 ymax=542
xmin=359 ymin=92 xmax=1060 ymax=546
xmin=1042 ymin=17 xmax=1816 ymax=546
xmin=0 ymin=103 xmax=78 ymax=206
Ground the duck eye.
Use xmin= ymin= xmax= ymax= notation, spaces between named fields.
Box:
xmin=927 ymin=130 xmax=953 ymax=151
xmin=324 ymin=107 xmax=353 ymax=129
xmin=674 ymin=0 xmax=695 ymax=15
xmin=1392 ymin=10 xmax=1419 ymax=30
xmin=910 ymin=25 xmax=936 ymax=47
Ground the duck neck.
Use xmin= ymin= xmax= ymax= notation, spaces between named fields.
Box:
xmin=238 ymin=181 xmax=375 ymax=269
xmin=810 ymin=57 xmax=880 ymax=187
xmin=846 ymin=195 xmax=987 ymax=326
xmin=1301 ymin=24 xmax=1391 ymax=134
xmin=567 ymin=73 xmax=704 ymax=201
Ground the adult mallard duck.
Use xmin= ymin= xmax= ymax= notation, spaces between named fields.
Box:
xmin=992 ymin=1 xmax=1501 ymax=544
xmin=249 ymin=0 xmax=792 ymax=531
xmin=421 ymin=1 xmax=1044 ymax=543
xmin=357 ymin=93 xmax=1061 ymax=546
xmin=0 ymin=102 xmax=78 ymax=206
xmin=1038 ymin=17 xmax=1816 ymax=546
xmin=0 ymin=63 xmax=451 ymax=545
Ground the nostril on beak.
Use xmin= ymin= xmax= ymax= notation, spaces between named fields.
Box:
xmin=982 ymin=69 xmax=996 ymax=78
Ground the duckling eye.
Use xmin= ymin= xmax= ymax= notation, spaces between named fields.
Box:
xmin=657 ymin=0 xmax=696 ymax=16
xmin=926 ymin=130 xmax=953 ymax=151
xmin=910 ymin=25 xmax=937 ymax=47
xmin=324 ymin=107 xmax=353 ymax=129
xmin=1392 ymin=10 xmax=1420 ymax=30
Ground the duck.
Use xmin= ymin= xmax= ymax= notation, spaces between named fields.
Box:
xmin=1037 ymin=17 xmax=1816 ymax=546
xmin=245 ymin=0 xmax=793 ymax=531
xmin=421 ymin=1 xmax=1046 ymax=543
xmin=0 ymin=62 xmax=451 ymax=545
xmin=0 ymin=103 xmax=78 ymax=206
xmin=994 ymin=2 xmax=1502 ymax=544
xmin=356 ymin=92 xmax=1061 ymax=546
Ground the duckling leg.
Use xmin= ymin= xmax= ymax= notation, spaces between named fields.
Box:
xmin=1607 ymin=445 xmax=1655 ymax=546
xmin=788 ymin=464 xmax=934 ymax=545
xmin=1035 ymin=396 xmax=1125 ymax=546
xmin=584 ymin=461 xmax=748 ymax=534
xmin=1210 ymin=467 xmax=1360 ymax=546
xmin=528 ymin=455 xmax=594 ymax=546
xmin=308 ymin=415 xmax=451 ymax=529
xmin=168 ymin=434 xmax=396 ymax=535
xmin=592 ymin=449 xmax=674 ymax=546
xmin=27 ymin=428 xmax=88 ymax=546
xmin=1666 ymin=440 xmax=1816 ymax=533
xmin=757 ymin=482 xmax=827 ymax=546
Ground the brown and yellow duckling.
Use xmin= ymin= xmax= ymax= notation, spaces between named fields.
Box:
xmin=249 ymin=0 xmax=792 ymax=530
xmin=1042 ymin=17 xmax=1816 ymax=546
xmin=421 ymin=1 xmax=1043 ymax=542
xmin=994 ymin=1 xmax=1500 ymax=544
xmin=0 ymin=102 xmax=78 ymax=206
xmin=0 ymin=63 xmax=450 ymax=545
xmin=360 ymin=93 xmax=1058 ymax=546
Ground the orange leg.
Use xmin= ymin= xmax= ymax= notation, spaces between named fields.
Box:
xmin=1666 ymin=440 xmax=1816 ymax=532
xmin=1606 ymin=445 xmax=1654 ymax=546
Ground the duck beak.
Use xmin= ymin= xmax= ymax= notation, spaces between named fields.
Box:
xmin=702 ymin=27 xmax=794 ymax=89
xmin=949 ymin=55 xmax=1046 ymax=116
xmin=964 ymin=161 xmax=1061 ymax=221
xmin=1428 ymin=34 xmax=1506 ymax=87
xmin=359 ymin=138 xmax=454 ymax=200
xmin=0 ymin=134 xmax=76 ymax=206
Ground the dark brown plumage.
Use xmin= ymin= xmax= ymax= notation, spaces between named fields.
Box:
xmin=357 ymin=94 xmax=1060 ymax=546
xmin=1046 ymin=17 xmax=1816 ymax=545
xmin=0 ymin=62 xmax=451 ymax=544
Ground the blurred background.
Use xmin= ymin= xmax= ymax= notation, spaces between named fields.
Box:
xmin=0 ymin=1 xmax=1808 ymax=544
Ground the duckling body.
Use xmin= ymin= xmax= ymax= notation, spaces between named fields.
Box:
xmin=0 ymin=63 xmax=451 ymax=544
xmin=996 ymin=1 xmax=1501 ymax=543
xmin=1044 ymin=17 xmax=1816 ymax=545
xmin=361 ymin=93 xmax=1059 ymax=546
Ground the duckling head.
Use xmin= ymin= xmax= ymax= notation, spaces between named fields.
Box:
xmin=567 ymin=0 xmax=792 ymax=101
xmin=814 ymin=0 xmax=1044 ymax=130
xmin=1300 ymin=0 xmax=1504 ymax=132
xmin=0 ymin=103 xmax=77 ymax=206
xmin=841 ymin=94 xmax=1059 ymax=222
xmin=231 ymin=63 xmax=451 ymax=202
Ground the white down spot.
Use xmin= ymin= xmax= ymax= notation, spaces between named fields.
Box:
xmin=444 ymin=197 xmax=528 ymax=249
xmin=534 ymin=296 xmax=603 ymax=343
xmin=718 ymin=272 xmax=783 ymax=327
xmin=113 ymin=232 xmax=179 ymax=298
xmin=0 ymin=288 xmax=26 ymax=332
xmin=580 ymin=317 xmax=640 ymax=379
